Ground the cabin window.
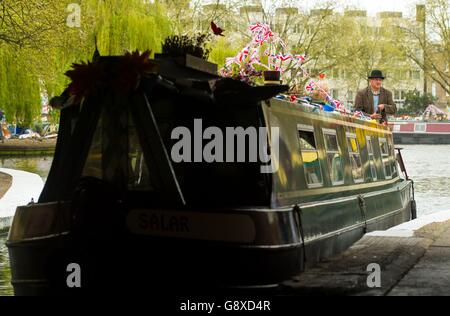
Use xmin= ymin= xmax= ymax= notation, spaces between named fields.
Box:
xmin=298 ymin=125 xmax=323 ymax=188
xmin=323 ymin=129 xmax=344 ymax=185
xmin=414 ymin=123 xmax=426 ymax=133
xmin=380 ymin=138 xmax=393 ymax=179
xmin=128 ymin=117 xmax=153 ymax=191
xmin=366 ymin=136 xmax=378 ymax=181
xmin=83 ymin=117 xmax=103 ymax=179
xmin=82 ymin=111 xmax=154 ymax=191
xmin=346 ymin=133 xmax=364 ymax=183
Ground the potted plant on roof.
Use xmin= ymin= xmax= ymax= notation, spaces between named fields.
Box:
xmin=158 ymin=34 xmax=218 ymax=75
xmin=262 ymin=55 xmax=282 ymax=85
xmin=220 ymin=23 xmax=306 ymax=86
xmin=220 ymin=47 xmax=263 ymax=84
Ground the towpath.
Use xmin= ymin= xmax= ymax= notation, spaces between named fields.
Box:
xmin=281 ymin=211 xmax=450 ymax=296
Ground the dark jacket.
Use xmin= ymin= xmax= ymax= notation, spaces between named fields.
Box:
xmin=354 ymin=87 xmax=397 ymax=115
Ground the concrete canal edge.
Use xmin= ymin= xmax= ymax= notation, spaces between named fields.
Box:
xmin=0 ymin=168 xmax=44 ymax=234
xmin=0 ymin=139 xmax=56 ymax=157
xmin=281 ymin=209 xmax=450 ymax=296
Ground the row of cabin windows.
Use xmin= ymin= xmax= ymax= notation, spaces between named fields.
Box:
xmin=298 ymin=126 xmax=396 ymax=188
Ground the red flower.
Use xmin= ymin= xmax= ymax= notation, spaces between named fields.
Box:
xmin=65 ymin=61 xmax=106 ymax=103
xmin=65 ymin=50 xmax=157 ymax=103
xmin=114 ymin=50 xmax=158 ymax=92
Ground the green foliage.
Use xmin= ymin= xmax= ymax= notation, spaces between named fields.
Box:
xmin=0 ymin=0 xmax=173 ymax=128
xmin=399 ymin=89 xmax=437 ymax=115
xmin=91 ymin=0 xmax=172 ymax=56
xmin=46 ymin=108 xmax=61 ymax=126
xmin=208 ymin=37 xmax=239 ymax=68
xmin=0 ymin=48 xmax=42 ymax=127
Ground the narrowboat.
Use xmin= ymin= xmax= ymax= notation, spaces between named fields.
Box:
xmin=6 ymin=53 xmax=415 ymax=295
xmin=391 ymin=120 xmax=450 ymax=144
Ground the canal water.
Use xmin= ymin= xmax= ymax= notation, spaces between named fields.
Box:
xmin=0 ymin=145 xmax=450 ymax=295
xmin=0 ymin=156 xmax=54 ymax=181
xmin=399 ymin=145 xmax=450 ymax=216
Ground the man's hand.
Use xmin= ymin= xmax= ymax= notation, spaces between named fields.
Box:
xmin=371 ymin=113 xmax=382 ymax=120
xmin=378 ymin=104 xmax=385 ymax=110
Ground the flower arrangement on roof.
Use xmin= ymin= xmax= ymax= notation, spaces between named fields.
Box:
xmin=218 ymin=23 xmax=384 ymax=125
xmin=220 ymin=23 xmax=306 ymax=84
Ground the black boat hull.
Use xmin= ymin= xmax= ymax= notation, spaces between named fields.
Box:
xmin=7 ymin=198 xmax=412 ymax=295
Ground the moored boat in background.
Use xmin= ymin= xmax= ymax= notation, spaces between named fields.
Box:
xmin=390 ymin=120 xmax=450 ymax=144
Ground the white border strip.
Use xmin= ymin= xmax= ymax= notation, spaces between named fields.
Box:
xmin=0 ymin=168 xmax=44 ymax=220
xmin=367 ymin=209 xmax=450 ymax=238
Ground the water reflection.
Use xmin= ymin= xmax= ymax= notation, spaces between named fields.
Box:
xmin=0 ymin=238 xmax=12 ymax=296
xmin=0 ymin=156 xmax=53 ymax=180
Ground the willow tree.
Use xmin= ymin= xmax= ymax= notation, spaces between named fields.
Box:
xmin=36 ymin=0 xmax=173 ymax=99
xmin=0 ymin=1 xmax=68 ymax=126
xmin=1 ymin=0 xmax=174 ymax=128
xmin=34 ymin=0 xmax=173 ymax=99
xmin=0 ymin=0 xmax=63 ymax=47
xmin=83 ymin=0 xmax=172 ymax=56
xmin=0 ymin=48 xmax=41 ymax=127
xmin=0 ymin=1 xmax=65 ymax=126
xmin=208 ymin=37 xmax=240 ymax=68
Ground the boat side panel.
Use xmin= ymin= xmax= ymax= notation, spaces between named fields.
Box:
xmin=262 ymin=99 xmax=412 ymax=251
xmin=263 ymin=98 xmax=398 ymax=206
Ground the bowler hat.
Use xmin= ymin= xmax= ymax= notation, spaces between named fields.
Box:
xmin=368 ymin=70 xmax=385 ymax=79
